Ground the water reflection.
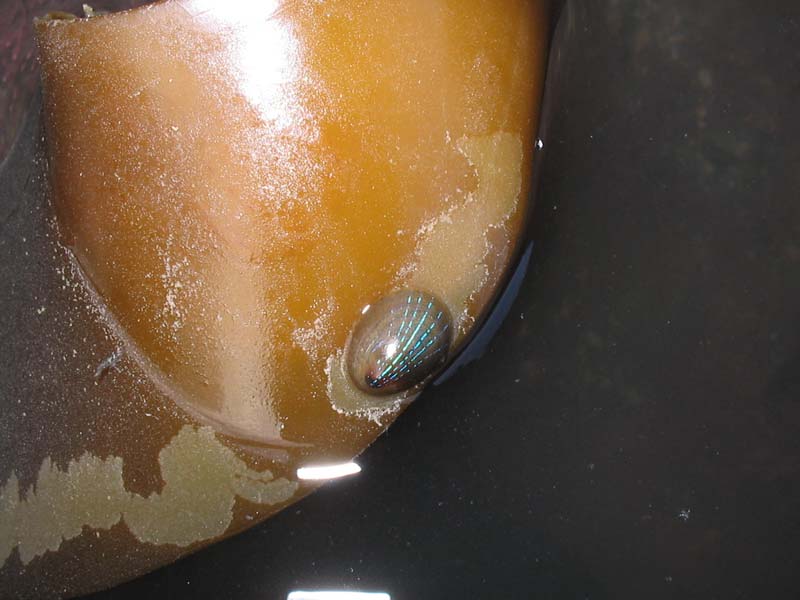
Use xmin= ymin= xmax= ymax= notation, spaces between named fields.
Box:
xmin=296 ymin=462 xmax=362 ymax=481
xmin=287 ymin=592 xmax=390 ymax=600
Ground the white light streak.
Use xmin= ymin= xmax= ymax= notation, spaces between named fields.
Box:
xmin=296 ymin=462 xmax=361 ymax=481
xmin=288 ymin=592 xmax=390 ymax=600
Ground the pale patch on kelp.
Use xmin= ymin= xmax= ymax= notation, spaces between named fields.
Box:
xmin=326 ymin=131 xmax=525 ymax=417
xmin=408 ymin=131 xmax=525 ymax=339
xmin=0 ymin=425 xmax=298 ymax=566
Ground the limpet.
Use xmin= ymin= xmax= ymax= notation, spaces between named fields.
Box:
xmin=345 ymin=290 xmax=453 ymax=395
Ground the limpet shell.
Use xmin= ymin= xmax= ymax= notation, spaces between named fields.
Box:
xmin=345 ymin=290 xmax=453 ymax=395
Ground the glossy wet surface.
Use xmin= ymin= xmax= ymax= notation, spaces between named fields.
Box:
xmin=33 ymin=0 xmax=546 ymax=450
xmin=84 ymin=1 xmax=800 ymax=598
xmin=1 ymin=1 xmax=550 ymax=596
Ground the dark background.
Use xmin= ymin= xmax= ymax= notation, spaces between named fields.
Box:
xmin=42 ymin=0 xmax=800 ymax=598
